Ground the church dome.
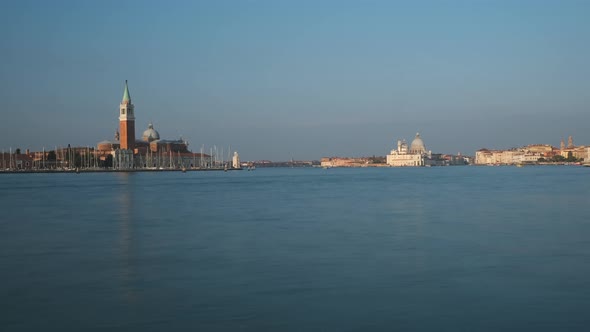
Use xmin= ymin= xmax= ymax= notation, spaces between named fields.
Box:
xmin=409 ymin=133 xmax=426 ymax=154
xmin=97 ymin=140 xmax=118 ymax=151
xmin=142 ymin=123 xmax=160 ymax=142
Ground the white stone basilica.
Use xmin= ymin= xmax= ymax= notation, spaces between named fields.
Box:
xmin=387 ymin=133 xmax=432 ymax=167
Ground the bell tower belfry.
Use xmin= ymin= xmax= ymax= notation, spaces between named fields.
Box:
xmin=119 ymin=80 xmax=135 ymax=151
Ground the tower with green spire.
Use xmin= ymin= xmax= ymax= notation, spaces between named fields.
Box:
xmin=122 ymin=79 xmax=131 ymax=104
xmin=119 ymin=80 xmax=136 ymax=151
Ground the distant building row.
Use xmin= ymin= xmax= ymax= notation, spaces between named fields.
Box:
xmin=475 ymin=137 xmax=589 ymax=165
xmin=320 ymin=132 xmax=469 ymax=168
xmin=385 ymin=133 xmax=469 ymax=167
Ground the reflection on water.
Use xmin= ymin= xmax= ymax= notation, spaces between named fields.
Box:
xmin=387 ymin=187 xmax=428 ymax=273
xmin=116 ymin=173 xmax=138 ymax=303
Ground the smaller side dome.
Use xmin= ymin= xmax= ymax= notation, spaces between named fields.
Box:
xmin=142 ymin=123 xmax=160 ymax=142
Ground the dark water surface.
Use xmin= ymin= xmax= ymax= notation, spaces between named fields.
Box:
xmin=1 ymin=167 xmax=590 ymax=331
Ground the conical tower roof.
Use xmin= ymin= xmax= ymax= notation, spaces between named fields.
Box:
xmin=122 ymin=80 xmax=131 ymax=103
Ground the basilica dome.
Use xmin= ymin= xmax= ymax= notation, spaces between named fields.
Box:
xmin=142 ymin=123 xmax=160 ymax=142
xmin=409 ymin=133 xmax=426 ymax=154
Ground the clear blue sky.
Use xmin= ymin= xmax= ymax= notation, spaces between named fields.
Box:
xmin=1 ymin=0 xmax=589 ymax=160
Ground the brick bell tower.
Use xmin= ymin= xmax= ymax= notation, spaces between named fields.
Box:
xmin=119 ymin=80 xmax=135 ymax=151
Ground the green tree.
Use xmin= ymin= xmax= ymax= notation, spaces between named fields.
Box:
xmin=104 ymin=155 xmax=113 ymax=168
xmin=74 ymin=154 xmax=82 ymax=168
xmin=47 ymin=151 xmax=57 ymax=161
xmin=551 ymin=155 xmax=566 ymax=162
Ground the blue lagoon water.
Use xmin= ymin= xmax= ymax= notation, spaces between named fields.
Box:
xmin=1 ymin=167 xmax=590 ymax=331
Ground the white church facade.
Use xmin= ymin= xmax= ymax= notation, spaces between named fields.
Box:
xmin=386 ymin=133 xmax=432 ymax=167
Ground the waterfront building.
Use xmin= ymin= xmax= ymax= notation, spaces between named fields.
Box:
xmin=561 ymin=147 xmax=588 ymax=160
xmin=320 ymin=157 xmax=371 ymax=167
xmin=0 ymin=152 xmax=33 ymax=170
xmin=559 ymin=136 xmax=588 ymax=160
xmin=476 ymin=148 xmax=528 ymax=165
xmin=148 ymin=138 xmax=190 ymax=154
xmin=525 ymin=144 xmax=554 ymax=154
xmin=440 ymin=153 xmax=471 ymax=165
xmin=475 ymin=149 xmax=540 ymax=165
xmin=386 ymin=133 xmax=431 ymax=167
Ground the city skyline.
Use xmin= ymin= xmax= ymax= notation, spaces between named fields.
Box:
xmin=1 ymin=0 xmax=589 ymax=160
